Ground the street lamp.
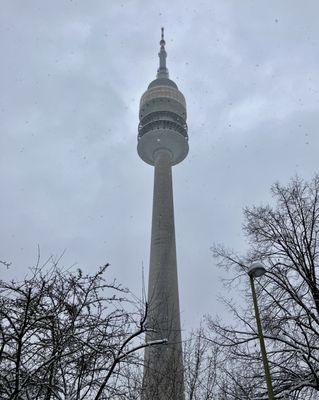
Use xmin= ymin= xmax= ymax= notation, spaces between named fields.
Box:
xmin=248 ymin=262 xmax=275 ymax=400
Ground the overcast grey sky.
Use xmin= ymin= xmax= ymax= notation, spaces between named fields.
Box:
xmin=1 ymin=1 xmax=319 ymax=331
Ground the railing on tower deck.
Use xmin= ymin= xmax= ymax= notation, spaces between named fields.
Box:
xmin=138 ymin=119 xmax=188 ymax=139
xmin=139 ymin=110 xmax=187 ymax=128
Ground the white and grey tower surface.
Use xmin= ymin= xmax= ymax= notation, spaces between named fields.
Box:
xmin=138 ymin=28 xmax=188 ymax=400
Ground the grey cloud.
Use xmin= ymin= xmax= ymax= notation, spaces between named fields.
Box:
xmin=1 ymin=0 xmax=319 ymax=331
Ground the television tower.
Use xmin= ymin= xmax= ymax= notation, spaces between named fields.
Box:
xmin=138 ymin=28 xmax=188 ymax=400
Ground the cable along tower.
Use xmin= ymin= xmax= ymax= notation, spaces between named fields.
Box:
xmin=137 ymin=28 xmax=188 ymax=400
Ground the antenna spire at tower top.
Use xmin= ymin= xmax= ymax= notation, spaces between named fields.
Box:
xmin=157 ymin=27 xmax=169 ymax=79
xmin=160 ymin=27 xmax=165 ymax=46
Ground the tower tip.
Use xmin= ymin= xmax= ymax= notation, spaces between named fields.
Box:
xmin=157 ymin=27 xmax=168 ymax=79
xmin=160 ymin=27 xmax=165 ymax=47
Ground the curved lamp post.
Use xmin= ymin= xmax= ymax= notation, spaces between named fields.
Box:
xmin=248 ymin=262 xmax=275 ymax=400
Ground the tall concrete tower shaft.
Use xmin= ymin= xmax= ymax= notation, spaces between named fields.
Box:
xmin=137 ymin=28 xmax=188 ymax=400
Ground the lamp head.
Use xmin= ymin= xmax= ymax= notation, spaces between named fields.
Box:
xmin=248 ymin=262 xmax=266 ymax=278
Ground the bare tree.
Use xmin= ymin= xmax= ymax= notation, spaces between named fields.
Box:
xmin=208 ymin=176 xmax=319 ymax=399
xmin=0 ymin=261 xmax=165 ymax=400
xmin=183 ymin=325 xmax=219 ymax=400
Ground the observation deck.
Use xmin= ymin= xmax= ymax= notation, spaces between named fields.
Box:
xmin=137 ymin=46 xmax=188 ymax=166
